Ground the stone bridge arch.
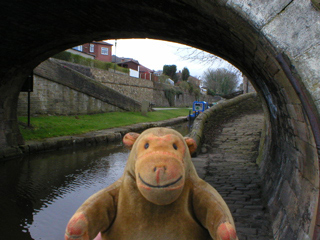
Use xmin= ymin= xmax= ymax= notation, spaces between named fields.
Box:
xmin=0 ymin=0 xmax=319 ymax=239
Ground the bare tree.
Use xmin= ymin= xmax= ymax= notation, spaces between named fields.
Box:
xmin=203 ymin=68 xmax=238 ymax=95
xmin=176 ymin=46 xmax=242 ymax=80
xmin=177 ymin=47 xmax=221 ymax=64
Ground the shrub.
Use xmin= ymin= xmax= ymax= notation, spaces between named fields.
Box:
xmin=53 ymin=51 xmax=72 ymax=61
xmin=164 ymin=88 xmax=176 ymax=106
xmin=188 ymin=82 xmax=194 ymax=94
xmin=52 ymin=51 xmax=129 ymax=74
xmin=178 ymin=81 xmax=190 ymax=92
xmin=193 ymin=88 xmax=201 ymax=101
xmin=175 ymin=89 xmax=183 ymax=99
xmin=207 ymin=89 xmax=216 ymax=96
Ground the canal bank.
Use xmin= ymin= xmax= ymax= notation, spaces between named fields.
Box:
xmin=1 ymin=116 xmax=187 ymax=160
xmin=0 ymin=119 xmax=191 ymax=240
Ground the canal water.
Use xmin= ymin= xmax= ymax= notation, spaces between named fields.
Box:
xmin=0 ymin=123 xmax=190 ymax=240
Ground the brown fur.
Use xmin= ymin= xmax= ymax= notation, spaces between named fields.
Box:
xmin=65 ymin=127 xmax=238 ymax=240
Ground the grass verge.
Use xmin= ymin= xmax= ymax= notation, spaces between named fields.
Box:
xmin=18 ymin=109 xmax=190 ymax=141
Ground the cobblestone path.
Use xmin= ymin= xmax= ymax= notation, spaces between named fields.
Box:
xmin=192 ymin=111 xmax=273 ymax=240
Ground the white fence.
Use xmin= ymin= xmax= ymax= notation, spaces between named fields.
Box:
xmin=129 ymin=69 xmax=139 ymax=78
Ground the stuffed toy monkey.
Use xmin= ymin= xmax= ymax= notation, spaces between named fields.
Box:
xmin=65 ymin=127 xmax=237 ymax=240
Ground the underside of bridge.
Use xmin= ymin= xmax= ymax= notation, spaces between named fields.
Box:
xmin=0 ymin=0 xmax=319 ymax=239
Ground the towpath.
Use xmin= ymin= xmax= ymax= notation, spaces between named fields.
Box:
xmin=192 ymin=111 xmax=273 ymax=240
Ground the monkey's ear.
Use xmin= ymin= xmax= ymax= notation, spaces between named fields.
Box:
xmin=123 ymin=132 xmax=140 ymax=149
xmin=184 ymin=137 xmax=197 ymax=154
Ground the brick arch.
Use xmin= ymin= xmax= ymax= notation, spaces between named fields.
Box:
xmin=0 ymin=1 xmax=319 ymax=238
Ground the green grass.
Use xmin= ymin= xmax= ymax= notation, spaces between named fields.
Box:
xmin=52 ymin=51 xmax=129 ymax=74
xmin=18 ymin=109 xmax=190 ymax=141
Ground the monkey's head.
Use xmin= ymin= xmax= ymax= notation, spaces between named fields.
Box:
xmin=123 ymin=127 xmax=197 ymax=205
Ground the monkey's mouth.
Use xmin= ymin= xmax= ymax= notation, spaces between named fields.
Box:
xmin=138 ymin=174 xmax=182 ymax=188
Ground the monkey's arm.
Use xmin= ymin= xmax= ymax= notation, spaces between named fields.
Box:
xmin=65 ymin=180 xmax=121 ymax=240
xmin=192 ymin=180 xmax=238 ymax=240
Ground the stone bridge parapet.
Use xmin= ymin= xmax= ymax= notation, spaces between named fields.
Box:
xmin=0 ymin=1 xmax=320 ymax=238
xmin=188 ymin=92 xmax=319 ymax=239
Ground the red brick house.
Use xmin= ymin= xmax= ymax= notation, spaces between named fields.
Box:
xmin=77 ymin=41 xmax=113 ymax=62
xmin=111 ymin=56 xmax=157 ymax=81
xmin=115 ymin=58 xmax=158 ymax=81
xmin=114 ymin=58 xmax=140 ymax=78
xmin=139 ymin=65 xmax=158 ymax=82
xmin=116 ymin=58 xmax=140 ymax=71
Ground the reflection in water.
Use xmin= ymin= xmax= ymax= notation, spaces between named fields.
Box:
xmin=0 ymin=143 xmax=129 ymax=240
xmin=0 ymin=123 xmax=189 ymax=240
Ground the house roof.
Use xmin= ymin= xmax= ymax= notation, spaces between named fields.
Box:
xmin=139 ymin=65 xmax=153 ymax=73
xmin=116 ymin=60 xmax=140 ymax=65
xmin=92 ymin=41 xmax=113 ymax=46
xmin=112 ymin=55 xmax=139 ymax=64
xmin=112 ymin=55 xmax=154 ymax=72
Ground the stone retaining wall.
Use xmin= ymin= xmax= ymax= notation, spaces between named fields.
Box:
xmin=91 ymin=68 xmax=154 ymax=104
xmin=18 ymin=59 xmax=141 ymax=116
xmin=18 ymin=75 xmax=123 ymax=116
xmin=153 ymin=82 xmax=221 ymax=107
xmin=58 ymin=60 xmax=154 ymax=104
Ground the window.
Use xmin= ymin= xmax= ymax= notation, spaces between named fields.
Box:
xmin=90 ymin=44 xmax=94 ymax=52
xmin=101 ymin=47 xmax=108 ymax=55
xmin=73 ymin=45 xmax=83 ymax=51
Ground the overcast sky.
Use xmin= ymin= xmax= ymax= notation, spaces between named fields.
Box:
xmin=105 ymin=39 xmax=237 ymax=80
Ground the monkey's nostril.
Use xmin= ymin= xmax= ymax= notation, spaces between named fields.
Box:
xmin=154 ymin=166 xmax=167 ymax=172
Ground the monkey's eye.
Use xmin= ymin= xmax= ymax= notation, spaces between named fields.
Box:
xmin=144 ymin=143 xmax=149 ymax=149
xmin=173 ymin=143 xmax=178 ymax=150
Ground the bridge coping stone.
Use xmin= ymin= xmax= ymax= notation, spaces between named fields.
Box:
xmin=187 ymin=92 xmax=258 ymax=151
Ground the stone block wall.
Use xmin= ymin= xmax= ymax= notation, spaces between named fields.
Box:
xmin=18 ymin=75 xmax=123 ymax=116
xmin=57 ymin=60 xmax=154 ymax=104
xmin=258 ymin=81 xmax=319 ymax=240
xmin=175 ymin=92 xmax=197 ymax=107
xmin=91 ymin=68 xmax=154 ymax=104
xmin=152 ymin=82 xmax=220 ymax=107
xmin=17 ymin=59 xmax=143 ymax=116
xmin=153 ymin=86 xmax=171 ymax=107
